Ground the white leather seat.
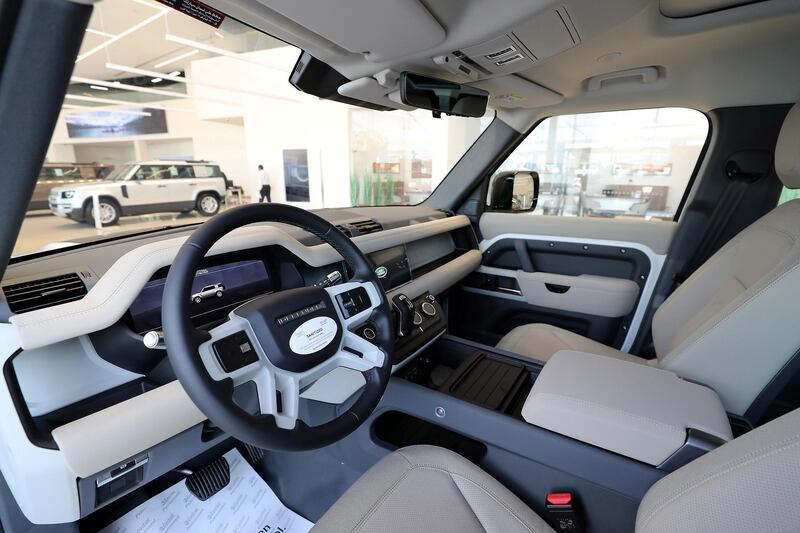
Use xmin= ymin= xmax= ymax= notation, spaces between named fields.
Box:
xmin=313 ymin=407 xmax=800 ymax=532
xmin=497 ymin=102 xmax=800 ymax=415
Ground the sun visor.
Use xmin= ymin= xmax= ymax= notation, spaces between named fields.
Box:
xmin=471 ymin=75 xmax=563 ymax=109
xmin=338 ymin=72 xmax=415 ymax=111
xmin=255 ymin=0 xmax=445 ymax=61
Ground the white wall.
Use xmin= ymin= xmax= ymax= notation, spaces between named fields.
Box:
xmin=72 ymin=143 xmax=136 ymax=165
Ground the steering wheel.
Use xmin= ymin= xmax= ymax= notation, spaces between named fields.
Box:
xmin=162 ymin=204 xmax=394 ymax=451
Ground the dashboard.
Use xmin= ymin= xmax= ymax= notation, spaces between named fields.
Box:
xmin=0 ymin=207 xmax=482 ymax=525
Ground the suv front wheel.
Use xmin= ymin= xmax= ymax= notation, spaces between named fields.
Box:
xmin=196 ymin=192 xmax=220 ymax=216
xmin=85 ymin=198 xmax=120 ymax=226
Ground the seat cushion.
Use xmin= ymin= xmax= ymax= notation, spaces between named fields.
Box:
xmin=312 ymin=445 xmax=553 ymax=533
xmin=496 ymin=323 xmax=646 ymax=364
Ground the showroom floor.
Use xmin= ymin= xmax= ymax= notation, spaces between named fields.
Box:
xmin=14 ymin=208 xmax=235 ymax=257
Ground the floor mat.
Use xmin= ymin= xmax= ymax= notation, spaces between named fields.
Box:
xmin=100 ymin=449 xmax=314 ymax=533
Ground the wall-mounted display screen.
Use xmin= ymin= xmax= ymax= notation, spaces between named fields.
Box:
xmin=368 ymin=245 xmax=411 ymax=291
xmin=65 ymin=107 xmax=168 ymax=138
xmin=129 ymin=259 xmax=271 ymax=333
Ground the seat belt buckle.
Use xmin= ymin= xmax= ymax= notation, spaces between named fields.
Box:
xmin=545 ymin=492 xmax=582 ymax=532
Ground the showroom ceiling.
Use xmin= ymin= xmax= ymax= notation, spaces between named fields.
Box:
xmin=68 ymin=0 xmax=286 ymax=105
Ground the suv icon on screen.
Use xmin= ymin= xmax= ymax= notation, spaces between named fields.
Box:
xmin=191 ymin=283 xmax=225 ymax=304
xmin=48 ymin=160 xmax=227 ymax=225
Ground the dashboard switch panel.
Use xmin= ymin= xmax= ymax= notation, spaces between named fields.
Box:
xmin=213 ymin=331 xmax=259 ymax=373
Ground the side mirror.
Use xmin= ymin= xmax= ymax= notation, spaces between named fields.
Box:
xmin=488 ymin=171 xmax=539 ymax=212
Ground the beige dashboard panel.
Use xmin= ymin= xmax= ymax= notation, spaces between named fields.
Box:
xmin=51 ymin=381 xmax=205 ymax=478
xmin=10 ymin=216 xmax=471 ymax=350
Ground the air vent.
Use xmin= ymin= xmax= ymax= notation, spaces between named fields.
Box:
xmin=3 ymin=273 xmax=87 ymax=314
xmin=335 ymin=219 xmax=383 ymax=237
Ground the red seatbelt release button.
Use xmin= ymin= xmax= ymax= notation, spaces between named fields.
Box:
xmin=545 ymin=492 xmax=581 ymax=532
xmin=546 ymin=492 xmax=573 ymax=506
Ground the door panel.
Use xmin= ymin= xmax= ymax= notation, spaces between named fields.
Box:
xmin=453 ymin=213 xmax=673 ymax=351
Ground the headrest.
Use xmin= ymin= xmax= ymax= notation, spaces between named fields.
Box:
xmin=776 ymin=103 xmax=800 ymax=189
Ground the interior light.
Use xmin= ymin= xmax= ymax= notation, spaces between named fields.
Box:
xmin=167 ymin=71 xmax=181 ymax=77
xmin=89 ymin=85 xmax=110 ymax=91
xmin=153 ymin=49 xmax=199 ymax=69
xmin=151 ymin=78 xmax=163 ymax=83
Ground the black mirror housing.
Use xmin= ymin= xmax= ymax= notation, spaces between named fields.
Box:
xmin=488 ymin=171 xmax=539 ymax=212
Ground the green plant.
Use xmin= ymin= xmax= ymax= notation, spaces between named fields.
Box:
xmin=350 ymin=172 xmax=360 ymax=206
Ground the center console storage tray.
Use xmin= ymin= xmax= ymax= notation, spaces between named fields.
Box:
xmin=439 ymin=352 xmax=528 ymax=412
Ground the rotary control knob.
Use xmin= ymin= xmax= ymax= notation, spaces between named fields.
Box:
xmin=362 ymin=326 xmax=376 ymax=340
xmin=421 ymin=301 xmax=437 ymax=317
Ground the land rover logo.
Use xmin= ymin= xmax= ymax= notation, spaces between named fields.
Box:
xmin=288 ymin=316 xmax=338 ymax=355
xmin=375 ymin=266 xmax=388 ymax=278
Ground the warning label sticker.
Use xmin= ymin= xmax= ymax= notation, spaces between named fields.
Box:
xmin=156 ymin=0 xmax=226 ymax=28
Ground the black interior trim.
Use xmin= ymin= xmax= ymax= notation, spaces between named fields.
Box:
xmin=0 ymin=0 xmax=92 ymax=280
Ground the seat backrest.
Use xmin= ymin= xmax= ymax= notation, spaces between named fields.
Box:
xmin=651 ymin=103 xmax=800 ymax=416
xmin=636 ymin=406 xmax=800 ymax=532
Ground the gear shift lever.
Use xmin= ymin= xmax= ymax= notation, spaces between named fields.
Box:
xmin=391 ymin=293 xmax=415 ymax=337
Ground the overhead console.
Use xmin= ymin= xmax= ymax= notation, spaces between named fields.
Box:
xmin=434 ymin=6 xmax=581 ymax=81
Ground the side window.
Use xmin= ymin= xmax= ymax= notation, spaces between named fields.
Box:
xmin=193 ymin=165 xmax=222 ymax=178
xmin=491 ymin=108 xmax=709 ymax=221
xmin=134 ymin=166 xmax=154 ymax=180
xmin=167 ymin=165 xmax=195 ymax=179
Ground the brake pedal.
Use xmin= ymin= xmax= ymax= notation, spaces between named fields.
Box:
xmin=185 ymin=456 xmax=230 ymax=501
xmin=243 ymin=443 xmax=265 ymax=464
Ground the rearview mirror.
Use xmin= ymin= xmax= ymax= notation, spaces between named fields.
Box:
xmin=488 ymin=171 xmax=539 ymax=212
xmin=400 ymin=72 xmax=488 ymax=118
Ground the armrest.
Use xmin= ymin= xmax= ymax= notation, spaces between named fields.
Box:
xmin=521 ymin=350 xmax=732 ymax=466
xmin=515 ymin=272 xmax=639 ymax=317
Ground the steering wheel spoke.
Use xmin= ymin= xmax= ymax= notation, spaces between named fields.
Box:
xmin=197 ymin=316 xmax=263 ymax=385
xmin=252 ymin=367 xmax=301 ymax=430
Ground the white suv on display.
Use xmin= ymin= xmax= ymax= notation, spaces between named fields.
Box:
xmin=48 ymin=160 xmax=228 ymax=225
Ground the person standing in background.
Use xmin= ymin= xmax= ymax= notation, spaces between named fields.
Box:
xmin=257 ymin=164 xmax=271 ymax=202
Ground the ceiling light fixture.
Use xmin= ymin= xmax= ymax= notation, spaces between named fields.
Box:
xmin=104 ymin=62 xmax=300 ymax=103
xmin=167 ymin=70 xmax=181 ymax=77
xmin=151 ymin=78 xmax=163 ymax=83
xmin=85 ymin=28 xmax=116 ymax=39
xmin=164 ymin=34 xmax=284 ymax=73
xmin=214 ymin=31 xmax=225 ymax=39
xmin=76 ymin=7 xmax=169 ymax=63
xmin=89 ymin=85 xmax=109 ymax=91
xmin=64 ymin=94 xmax=191 ymax=113
xmin=72 ymin=76 xmax=187 ymax=98
xmin=153 ymin=49 xmax=199 ymax=69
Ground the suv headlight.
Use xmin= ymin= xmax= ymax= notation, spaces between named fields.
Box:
xmin=60 ymin=190 xmax=76 ymax=199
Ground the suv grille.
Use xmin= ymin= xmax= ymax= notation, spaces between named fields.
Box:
xmin=335 ymin=219 xmax=383 ymax=237
xmin=4 ymin=273 xmax=87 ymax=314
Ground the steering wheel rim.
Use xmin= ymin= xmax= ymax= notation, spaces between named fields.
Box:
xmin=162 ymin=203 xmax=394 ymax=451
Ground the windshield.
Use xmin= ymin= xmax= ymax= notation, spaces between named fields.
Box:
xmin=13 ymin=0 xmax=491 ymax=258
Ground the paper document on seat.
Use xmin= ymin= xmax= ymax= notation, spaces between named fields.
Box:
xmin=101 ymin=448 xmax=313 ymax=533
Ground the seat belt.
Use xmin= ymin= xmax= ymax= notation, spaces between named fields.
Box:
xmin=674 ymin=177 xmax=750 ymax=284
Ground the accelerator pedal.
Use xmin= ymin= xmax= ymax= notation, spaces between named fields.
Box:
xmin=185 ymin=456 xmax=230 ymax=501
